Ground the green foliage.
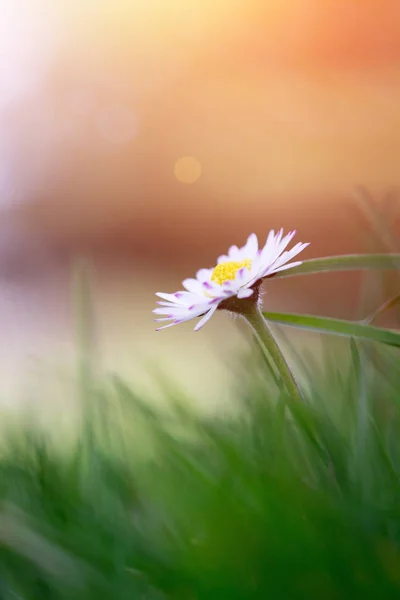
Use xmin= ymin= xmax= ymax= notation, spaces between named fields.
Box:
xmin=1 ymin=338 xmax=400 ymax=599
xmin=262 ymin=310 xmax=400 ymax=347
xmin=273 ymin=253 xmax=400 ymax=279
xmin=2 ymin=239 xmax=400 ymax=598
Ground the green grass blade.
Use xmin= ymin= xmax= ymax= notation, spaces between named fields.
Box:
xmin=262 ymin=311 xmax=400 ymax=347
xmin=272 ymin=254 xmax=400 ymax=279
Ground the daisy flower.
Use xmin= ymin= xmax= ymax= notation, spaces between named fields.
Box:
xmin=153 ymin=229 xmax=309 ymax=331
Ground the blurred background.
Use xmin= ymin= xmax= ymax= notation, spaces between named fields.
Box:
xmin=1 ymin=0 xmax=400 ymax=404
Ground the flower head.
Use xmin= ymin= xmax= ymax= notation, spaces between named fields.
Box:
xmin=153 ymin=230 xmax=309 ymax=331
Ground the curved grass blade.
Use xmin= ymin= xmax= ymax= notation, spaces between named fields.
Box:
xmin=262 ymin=311 xmax=400 ymax=348
xmin=362 ymin=294 xmax=400 ymax=325
xmin=272 ymin=254 xmax=400 ymax=279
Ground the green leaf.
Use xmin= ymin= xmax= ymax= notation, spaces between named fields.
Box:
xmin=272 ymin=254 xmax=400 ymax=279
xmin=262 ymin=311 xmax=400 ymax=348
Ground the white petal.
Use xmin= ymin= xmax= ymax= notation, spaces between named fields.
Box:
xmin=182 ymin=278 xmax=204 ymax=295
xmin=268 ymin=242 xmax=309 ymax=272
xmin=260 ymin=230 xmax=295 ymax=267
xmin=156 ymin=301 xmax=178 ymax=307
xmin=268 ymin=261 xmax=303 ymax=274
xmin=221 ymin=280 xmax=235 ymax=292
xmin=236 ymin=266 xmax=247 ymax=282
xmin=156 ymin=291 xmax=198 ymax=306
xmin=217 ymin=234 xmax=258 ymax=265
xmin=236 ymin=265 xmax=255 ymax=289
xmin=156 ymin=321 xmax=182 ymax=331
xmin=258 ymin=231 xmax=308 ymax=278
xmin=275 ymin=228 xmax=284 ymax=244
xmin=266 ymin=229 xmax=276 ymax=244
xmin=153 ymin=307 xmax=190 ymax=316
xmin=196 ymin=268 xmax=213 ymax=282
xmin=201 ymin=280 xmax=224 ymax=298
xmin=275 ymin=230 xmax=296 ymax=255
xmin=242 ymin=233 xmax=258 ymax=258
xmin=217 ymin=254 xmax=230 ymax=264
xmin=257 ymin=230 xmax=278 ymax=265
xmin=154 ymin=317 xmax=174 ymax=322
xmin=227 ymin=245 xmax=241 ymax=259
xmin=155 ymin=292 xmax=181 ymax=303
xmin=194 ymin=303 xmax=219 ymax=331
xmin=153 ymin=307 xmax=174 ymax=315
xmin=155 ymin=308 xmax=210 ymax=330
xmin=237 ymin=287 xmax=254 ymax=299
xmin=246 ymin=251 xmax=263 ymax=278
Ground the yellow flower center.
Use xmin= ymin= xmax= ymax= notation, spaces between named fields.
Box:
xmin=210 ymin=259 xmax=252 ymax=285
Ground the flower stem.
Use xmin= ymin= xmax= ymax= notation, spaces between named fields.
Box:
xmin=242 ymin=303 xmax=303 ymax=401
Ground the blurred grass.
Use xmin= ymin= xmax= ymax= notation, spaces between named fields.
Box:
xmin=1 ymin=334 xmax=400 ymax=599
xmin=2 ymin=207 xmax=400 ymax=598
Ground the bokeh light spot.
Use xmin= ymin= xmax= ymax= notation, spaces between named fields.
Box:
xmin=174 ymin=156 xmax=202 ymax=184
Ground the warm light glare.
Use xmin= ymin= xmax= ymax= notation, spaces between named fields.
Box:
xmin=97 ymin=103 xmax=138 ymax=144
xmin=174 ymin=157 xmax=202 ymax=184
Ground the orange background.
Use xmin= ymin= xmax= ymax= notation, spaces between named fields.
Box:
xmin=0 ymin=0 xmax=399 ymax=403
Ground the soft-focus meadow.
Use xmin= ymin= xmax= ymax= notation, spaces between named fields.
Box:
xmin=1 ymin=1 xmax=400 ymax=597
